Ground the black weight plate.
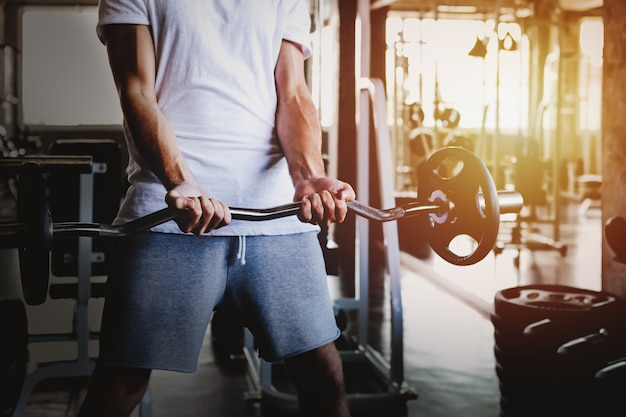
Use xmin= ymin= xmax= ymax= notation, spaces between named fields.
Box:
xmin=494 ymin=349 xmax=564 ymax=383
xmin=605 ymin=216 xmax=626 ymax=263
xmin=593 ymin=360 xmax=626 ymax=415
xmin=0 ymin=299 xmax=28 ymax=415
xmin=494 ymin=315 xmax=609 ymax=356
xmin=499 ymin=383 xmax=593 ymax=417
xmin=557 ymin=330 xmax=626 ymax=368
xmin=493 ymin=336 xmax=561 ymax=364
xmin=17 ymin=162 xmax=51 ymax=306
xmin=494 ymin=284 xmax=626 ymax=327
xmin=595 ymin=360 xmax=626 ymax=384
xmin=491 ymin=312 xmax=553 ymax=337
xmin=419 ymin=146 xmax=499 ymax=265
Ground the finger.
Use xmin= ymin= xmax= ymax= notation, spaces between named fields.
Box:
xmin=337 ymin=183 xmax=356 ymax=202
xmin=176 ymin=209 xmax=200 ymax=234
xmin=298 ymin=195 xmax=312 ymax=223
xmin=166 ymin=189 xmax=195 ymax=210
xmin=220 ymin=201 xmax=232 ymax=225
xmin=308 ymin=193 xmax=324 ymax=224
xmin=214 ymin=201 xmax=232 ymax=229
xmin=334 ymin=198 xmax=348 ymax=223
xmin=175 ymin=195 xmax=204 ymax=234
xmin=190 ymin=195 xmax=212 ymax=234
xmin=319 ymin=190 xmax=336 ymax=227
xmin=206 ymin=198 xmax=227 ymax=231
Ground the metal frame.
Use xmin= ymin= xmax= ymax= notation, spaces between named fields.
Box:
xmin=10 ymin=163 xmax=152 ymax=417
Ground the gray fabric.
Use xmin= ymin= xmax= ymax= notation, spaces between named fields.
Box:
xmin=97 ymin=231 xmax=339 ymax=372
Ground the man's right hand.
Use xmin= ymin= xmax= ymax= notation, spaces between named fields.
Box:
xmin=165 ymin=183 xmax=231 ymax=235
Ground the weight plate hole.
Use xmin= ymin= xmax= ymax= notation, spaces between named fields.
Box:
xmin=433 ymin=157 xmax=464 ymax=180
xmin=449 ymin=234 xmax=477 ymax=257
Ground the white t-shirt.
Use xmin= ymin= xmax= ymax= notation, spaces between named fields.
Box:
xmin=97 ymin=0 xmax=318 ymax=236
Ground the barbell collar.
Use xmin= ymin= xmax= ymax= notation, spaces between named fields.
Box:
xmin=489 ymin=190 xmax=524 ymax=215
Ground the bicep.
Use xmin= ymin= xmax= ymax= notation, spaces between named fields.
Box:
xmin=275 ymin=40 xmax=309 ymax=100
xmin=101 ymin=24 xmax=156 ymax=99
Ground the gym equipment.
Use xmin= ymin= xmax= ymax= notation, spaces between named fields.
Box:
xmin=0 ymin=156 xmax=93 ymax=305
xmin=3 ymin=147 xmax=153 ymax=417
xmin=0 ymin=146 xmax=523 ymax=306
xmin=433 ymin=106 xmax=461 ymax=128
xmin=15 ymin=162 xmax=51 ymax=306
xmin=468 ymin=35 xmax=488 ymax=58
xmin=49 ymin=139 xmax=122 ymax=278
xmin=493 ymin=137 xmax=567 ymax=266
xmin=492 ymin=285 xmax=626 ymax=417
xmin=405 ymin=102 xmax=425 ymax=130
xmin=594 ymin=359 xmax=626 ymax=417
xmin=605 ymin=215 xmax=626 ymax=263
xmin=408 ymin=126 xmax=435 ymax=158
xmin=0 ymin=299 xmax=28 ymax=416
xmin=418 ymin=146 xmax=505 ymax=265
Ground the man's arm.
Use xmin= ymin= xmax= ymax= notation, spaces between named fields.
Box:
xmin=274 ymin=40 xmax=355 ymax=226
xmin=101 ymin=24 xmax=230 ymax=234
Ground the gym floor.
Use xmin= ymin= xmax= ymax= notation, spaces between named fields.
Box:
xmin=6 ymin=199 xmax=602 ymax=417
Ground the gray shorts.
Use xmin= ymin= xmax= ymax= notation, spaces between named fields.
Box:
xmin=97 ymin=231 xmax=339 ymax=372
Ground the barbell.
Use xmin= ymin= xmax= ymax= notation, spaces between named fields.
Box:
xmin=0 ymin=147 xmax=523 ymax=305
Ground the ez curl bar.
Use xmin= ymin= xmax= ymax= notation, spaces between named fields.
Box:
xmin=0 ymin=147 xmax=523 ymax=306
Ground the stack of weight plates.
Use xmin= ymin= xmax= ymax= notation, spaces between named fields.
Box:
xmin=491 ymin=284 xmax=626 ymax=417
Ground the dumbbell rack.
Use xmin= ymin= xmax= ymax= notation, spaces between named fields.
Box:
xmin=242 ymin=78 xmax=418 ymax=415
xmin=6 ymin=156 xmax=152 ymax=417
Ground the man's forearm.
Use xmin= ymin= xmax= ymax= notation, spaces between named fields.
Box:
xmin=121 ymin=91 xmax=194 ymax=190
xmin=103 ymin=23 xmax=195 ymax=192
xmin=274 ymin=41 xmax=326 ymax=184
xmin=276 ymin=93 xmax=326 ymax=183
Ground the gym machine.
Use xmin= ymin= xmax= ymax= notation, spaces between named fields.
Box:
xmin=0 ymin=149 xmax=153 ymax=417
xmin=493 ymin=134 xmax=568 ymax=267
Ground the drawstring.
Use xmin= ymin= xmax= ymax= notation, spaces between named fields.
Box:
xmin=236 ymin=235 xmax=247 ymax=265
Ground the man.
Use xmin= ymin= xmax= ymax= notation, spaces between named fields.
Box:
xmin=77 ymin=1 xmax=355 ymax=416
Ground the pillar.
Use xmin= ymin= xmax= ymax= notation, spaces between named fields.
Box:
xmin=601 ymin=0 xmax=626 ymax=296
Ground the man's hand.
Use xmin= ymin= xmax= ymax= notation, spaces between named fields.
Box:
xmin=294 ymin=177 xmax=356 ymax=227
xmin=165 ymin=182 xmax=231 ymax=235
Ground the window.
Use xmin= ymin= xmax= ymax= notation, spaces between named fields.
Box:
xmin=386 ymin=16 xmax=528 ymax=131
